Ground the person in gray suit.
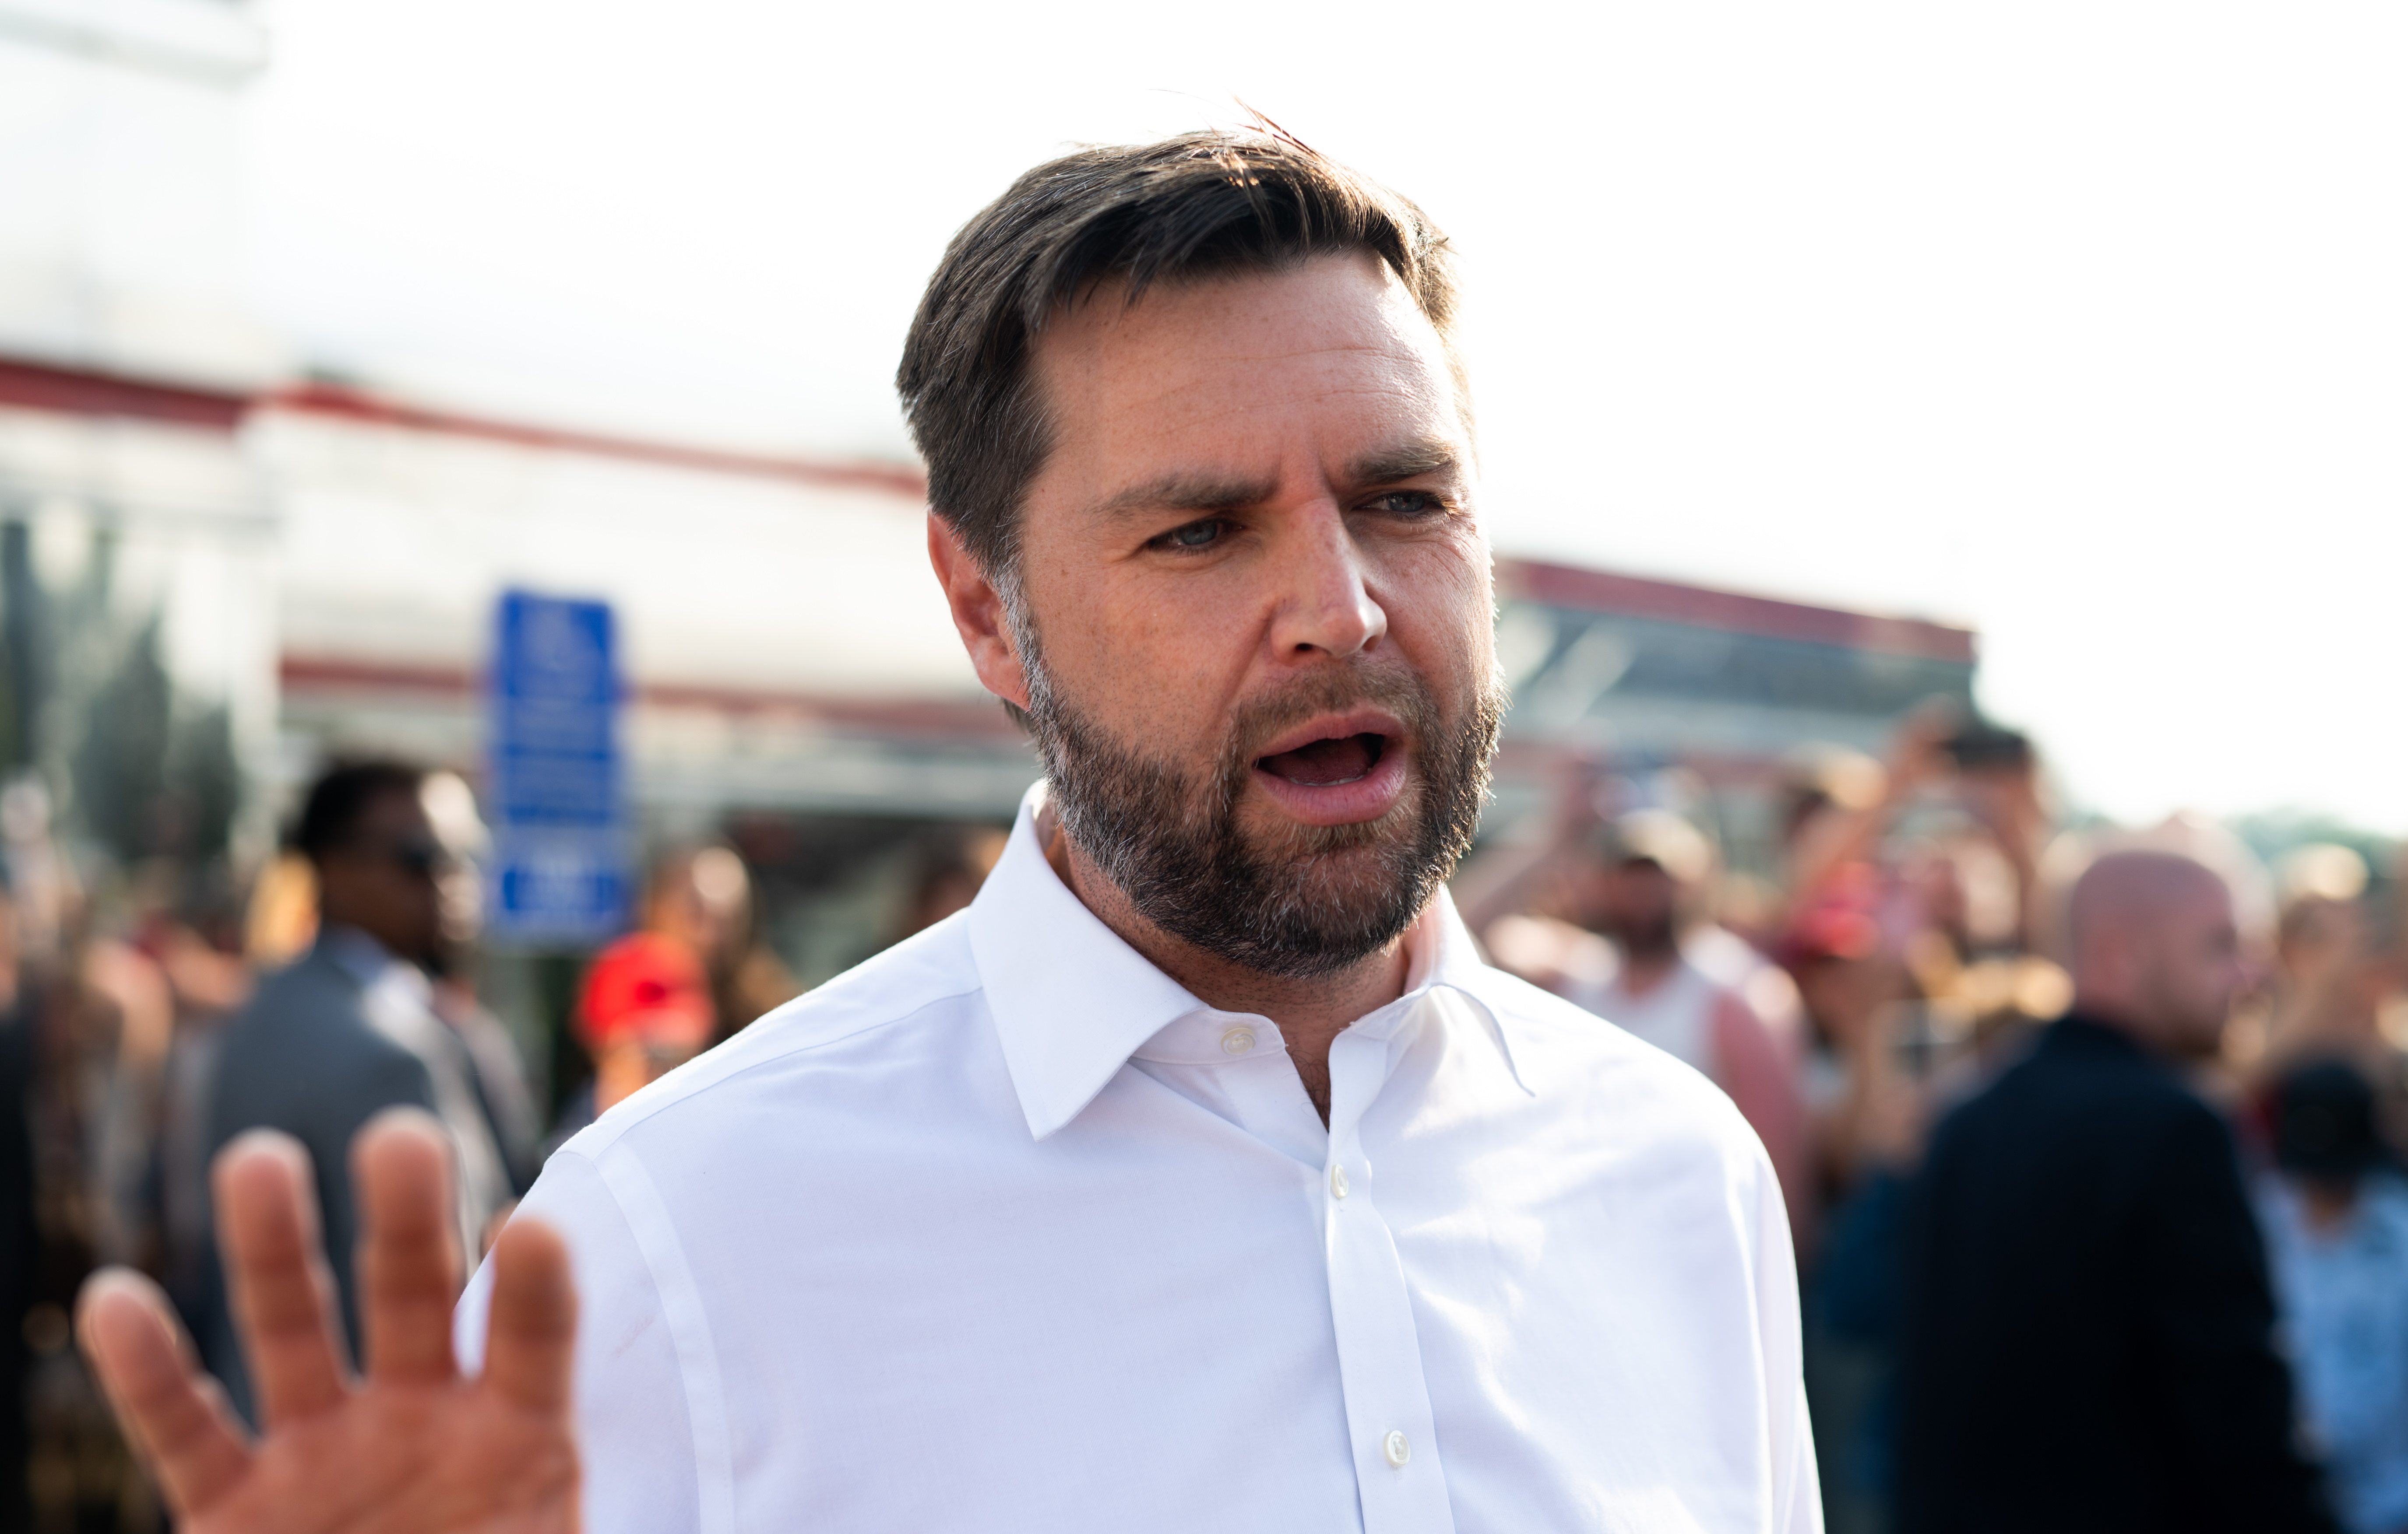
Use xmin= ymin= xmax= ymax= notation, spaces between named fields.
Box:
xmin=203 ymin=761 xmax=515 ymax=1422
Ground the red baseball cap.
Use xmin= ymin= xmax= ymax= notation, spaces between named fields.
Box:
xmin=576 ymin=932 xmax=714 ymax=1052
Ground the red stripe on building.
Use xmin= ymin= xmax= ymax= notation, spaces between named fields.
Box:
xmin=1499 ymin=558 xmax=1975 ymax=665
xmin=278 ymin=656 xmax=1021 ymax=740
xmin=264 ymin=383 xmax=928 ymax=500
xmin=0 ymin=350 xmax=929 ymax=500
xmin=0 ymin=355 xmax=248 ymax=430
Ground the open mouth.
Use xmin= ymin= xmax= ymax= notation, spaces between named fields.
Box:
xmin=1257 ymin=732 xmax=1388 ymax=788
xmin=1246 ymin=709 xmax=1411 ymax=827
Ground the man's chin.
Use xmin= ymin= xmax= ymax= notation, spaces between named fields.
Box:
xmin=1238 ymin=821 xmax=1433 ymax=928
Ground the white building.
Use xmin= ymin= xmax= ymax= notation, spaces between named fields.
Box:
xmin=0 ymin=0 xmax=1977 ymax=1001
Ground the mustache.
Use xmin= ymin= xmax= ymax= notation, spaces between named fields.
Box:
xmin=1018 ymin=631 xmax=1501 ymax=978
xmin=1218 ymin=667 xmax=1433 ymax=772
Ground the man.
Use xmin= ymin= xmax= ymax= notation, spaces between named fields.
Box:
xmin=545 ymin=930 xmax=717 ymax=1143
xmin=1893 ymin=849 xmax=2334 ymax=1532
xmin=2257 ymin=1061 xmax=2408 ymax=1534
xmin=80 ymin=132 xmax=1816 ymax=1530
xmin=200 ymin=761 xmax=516 ymax=1422
xmin=1481 ymin=808 xmax=1807 ymax=1230
xmin=641 ymin=846 xmax=799 ymax=1045
xmin=1574 ymin=811 xmax=1805 ymax=1213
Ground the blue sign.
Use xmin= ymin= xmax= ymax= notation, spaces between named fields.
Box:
xmin=486 ymin=590 xmax=627 ymax=943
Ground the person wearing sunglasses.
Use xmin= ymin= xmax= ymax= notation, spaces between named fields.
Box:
xmin=196 ymin=759 xmax=515 ymax=1428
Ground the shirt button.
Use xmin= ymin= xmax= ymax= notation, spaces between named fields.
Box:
xmin=1220 ymin=1027 xmax=1256 ymax=1056
xmin=1383 ymin=1429 xmax=1411 ymax=1468
xmin=1330 ymin=1163 xmax=1350 ymax=1199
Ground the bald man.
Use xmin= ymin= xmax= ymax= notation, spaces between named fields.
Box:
xmin=1893 ymin=851 xmax=2335 ymax=1533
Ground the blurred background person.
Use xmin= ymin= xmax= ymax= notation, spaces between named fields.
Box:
xmin=1472 ymin=804 xmax=1809 ymax=1239
xmin=643 ymin=844 xmax=799 ymax=1047
xmin=2267 ymin=846 xmax=2373 ymax=1033
xmin=202 ymin=760 xmax=518 ymax=1424
xmin=419 ymin=770 xmax=542 ymax=1199
xmin=1895 ymin=849 xmax=2335 ymax=1534
xmin=2257 ymin=1060 xmax=2408 ymax=1534
xmin=83 ymin=882 xmax=251 ymax=1347
xmin=1787 ymin=868 xmax=1923 ymax=1534
xmin=895 ymin=823 xmax=1012 ymax=942
xmin=2253 ymin=851 xmax=2408 ymax=1161
xmin=551 ymin=929 xmax=715 ymax=1143
xmin=1783 ymin=708 xmax=2048 ymax=959
xmin=0 ymin=883 xmax=35 ymax=1529
xmin=3 ymin=781 xmax=167 ymax=1528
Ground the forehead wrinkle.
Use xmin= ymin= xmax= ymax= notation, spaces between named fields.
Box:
xmin=1084 ymin=340 xmax=1433 ymax=421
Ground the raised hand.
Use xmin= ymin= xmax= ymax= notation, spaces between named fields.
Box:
xmin=77 ymin=1109 xmax=581 ymax=1532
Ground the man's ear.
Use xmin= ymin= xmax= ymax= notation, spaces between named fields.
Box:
xmin=926 ymin=512 xmax=1032 ymax=712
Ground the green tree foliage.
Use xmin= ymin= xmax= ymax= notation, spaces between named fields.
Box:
xmin=70 ymin=616 xmax=239 ymax=867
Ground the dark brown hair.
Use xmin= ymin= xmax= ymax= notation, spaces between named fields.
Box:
xmin=895 ymin=129 xmax=1463 ymax=584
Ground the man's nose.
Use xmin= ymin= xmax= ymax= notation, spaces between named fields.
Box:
xmin=1267 ymin=504 xmax=1387 ymax=662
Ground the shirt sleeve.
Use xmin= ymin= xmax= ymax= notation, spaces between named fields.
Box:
xmin=2130 ymin=1100 xmax=2337 ymax=1534
xmin=456 ymin=1146 xmax=705 ymax=1533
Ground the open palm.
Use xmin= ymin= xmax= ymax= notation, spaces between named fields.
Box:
xmin=78 ymin=1111 xmax=581 ymax=1532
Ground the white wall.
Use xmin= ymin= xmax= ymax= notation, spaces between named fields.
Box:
xmin=0 ymin=0 xmax=279 ymax=385
xmin=260 ymin=407 xmax=979 ymax=702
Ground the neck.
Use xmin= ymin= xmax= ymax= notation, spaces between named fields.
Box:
xmin=1047 ymin=819 xmax=1410 ymax=1124
xmin=320 ymin=912 xmax=422 ymax=972
xmin=2068 ymin=994 xmax=2200 ymax=1061
xmin=323 ymin=912 xmax=378 ymax=951
xmin=2066 ymin=996 xmax=2138 ymax=1038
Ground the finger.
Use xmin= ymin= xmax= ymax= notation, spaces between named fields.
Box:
xmin=77 ymin=1269 xmax=253 ymax=1514
xmin=215 ymin=1131 xmax=350 ymax=1424
xmin=355 ymin=1108 xmax=462 ymax=1384
xmin=480 ymin=1217 xmax=577 ymax=1416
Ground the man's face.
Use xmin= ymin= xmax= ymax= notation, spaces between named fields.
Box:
xmin=2136 ymin=884 xmax=2247 ymax=1058
xmin=319 ymin=790 xmax=446 ymax=969
xmin=1592 ymin=859 xmax=1681 ymax=956
xmin=987 ymin=253 xmax=1499 ymax=976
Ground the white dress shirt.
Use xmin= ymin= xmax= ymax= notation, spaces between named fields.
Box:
xmin=458 ymin=784 xmax=1820 ymax=1532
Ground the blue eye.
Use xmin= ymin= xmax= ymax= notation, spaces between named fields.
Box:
xmin=1370 ymin=491 xmax=1443 ymax=518
xmin=1165 ymin=520 xmax=1223 ymax=549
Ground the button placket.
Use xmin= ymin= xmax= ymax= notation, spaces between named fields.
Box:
xmin=1318 ymin=1020 xmax=1453 ymax=1532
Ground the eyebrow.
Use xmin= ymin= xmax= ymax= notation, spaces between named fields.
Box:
xmin=1088 ymin=436 xmax=1465 ymax=526
xmin=1346 ymin=437 xmax=1462 ymax=488
xmin=1090 ymin=472 xmax=1278 ymax=525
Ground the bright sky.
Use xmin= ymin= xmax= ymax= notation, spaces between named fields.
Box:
xmin=242 ymin=0 xmax=2408 ymax=834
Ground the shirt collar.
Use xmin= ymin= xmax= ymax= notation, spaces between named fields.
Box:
xmin=318 ymin=924 xmax=398 ymax=990
xmin=316 ymin=925 xmax=433 ymax=1006
xmin=968 ymin=781 xmax=1520 ymax=1140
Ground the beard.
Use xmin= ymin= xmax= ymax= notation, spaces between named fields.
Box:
xmin=1602 ymin=906 xmax=1680 ymax=962
xmin=1018 ymin=634 xmax=1503 ymax=980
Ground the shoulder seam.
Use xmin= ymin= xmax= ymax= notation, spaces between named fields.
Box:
xmin=584 ymin=1143 xmax=737 ymax=1534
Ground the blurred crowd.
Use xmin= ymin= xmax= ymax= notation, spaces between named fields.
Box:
xmin=0 ymin=758 xmax=1004 ymax=1530
xmin=1459 ymin=706 xmax=2408 ymax=1534
xmin=0 ymin=710 xmax=2402 ymax=1530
